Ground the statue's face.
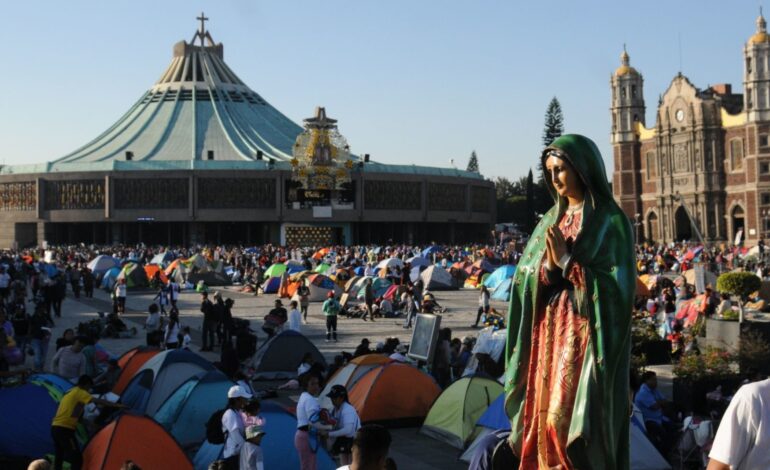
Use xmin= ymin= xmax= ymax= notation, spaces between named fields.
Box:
xmin=545 ymin=154 xmax=583 ymax=202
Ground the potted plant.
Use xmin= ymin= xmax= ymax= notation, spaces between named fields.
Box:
xmin=672 ymin=346 xmax=741 ymax=414
xmin=716 ymin=272 xmax=761 ymax=323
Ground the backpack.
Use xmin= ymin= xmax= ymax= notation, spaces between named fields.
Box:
xmin=205 ymin=408 xmax=228 ymax=444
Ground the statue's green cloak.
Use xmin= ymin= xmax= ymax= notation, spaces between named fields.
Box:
xmin=504 ymin=134 xmax=635 ymax=469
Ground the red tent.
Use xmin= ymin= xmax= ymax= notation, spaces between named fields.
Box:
xmin=113 ymin=347 xmax=161 ymax=395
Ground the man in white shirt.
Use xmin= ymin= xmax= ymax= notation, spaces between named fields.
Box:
xmin=287 ymin=300 xmax=302 ymax=332
xmin=708 ymin=378 xmax=770 ymax=470
xmin=222 ymin=385 xmax=252 ymax=466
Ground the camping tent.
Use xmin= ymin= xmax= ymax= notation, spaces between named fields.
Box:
xmin=483 ymin=265 xmax=516 ymax=290
xmin=150 ymin=252 xmax=175 ymax=266
xmin=319 ymin=354 xmax=390 ymax=409
xmin=376 ymin=258 xmax=403 ymax=269
xmin=314 ymin=263 xmax=332 ymax=274
xmin=459 ymin=394 xmax=671 ymax=470
xmin=264 ymin=263 xmax=287 ymax=279
xmin=354 ymin=277 xmax=391 ymax=299
xmin=306 ymin=273 xmax=340 ymax=301
xmin=262 ymin=276 xmax=282 ymax=294
xmin=422 ymin=246 xmax=441 ymax=258
xmin=29 ymin=373 xmax=74 ymax=396
xmin=83 ymin=414 xmax=192 ymax=470
xmin=250 ymin=330 xmax=327 ymax=379
xmin=100 ymin=266 xmax=122 ymax=290
xmin=349 ymin=363 xmax=441 ymax=425
xmin=420 ymin=376 xmax=504 ymax=449
xmin=88 ymin=255 xmax=120 ymax=278
xmin=113 ymin=347 xmax=161 ymax=395
xmin=144 ymin=264 xmax=169 ymax=284
xmin=154 ymin=370 xmax=233 ymax=448
xmin=188 ymin=271 xmax=231 ymax=286
xmin=0 ymin=383 xmax=62 ymax=458
xmin=118 ymin=262 xmax=149 ymax=288
xmin=490 ymin=278 xmax=513 ymax=301
xmin=192 ymin=402 xmax=337 ymax=470
xmin=421 ymin=266 xmax=456 ymax=291
xmin=121 ymin=349 xmax=215 ymax=415
xmin=406 ymin=256 xmax=430 ymax=268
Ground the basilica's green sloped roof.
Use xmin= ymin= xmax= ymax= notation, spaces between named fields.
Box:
xmin=0 ymin=22 xmax=483 ymax=182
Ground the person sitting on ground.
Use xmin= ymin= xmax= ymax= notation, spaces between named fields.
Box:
xmin=353 ymin=338 xmax=371 ymax=358
xmin=298 ymin=352 xmax=315 ymax=376
xmin=181 ymin=326 xmax=192 ymax=350
xmin=337 ymin=424 xmax=393 ymax=470
xmin=379 ymin=296 xmax=395 ymax=318
xmin=52 ymin=335 xmax=87 ymax=382
xmin=634 ymin=371 xmax=675 ymax=457
xmin=262 ymin=299 xmax=287 ymax=338
xmin=388 ymin=344 xmax=409 ymax=363
xmin=55 ymin=328 xmax=75 ymax=351
xmin=716 ymin=292 xmax=733 ymax=318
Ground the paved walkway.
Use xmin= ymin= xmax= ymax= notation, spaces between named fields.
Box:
xmin=22 ymin=284 xmax=503 ymax=470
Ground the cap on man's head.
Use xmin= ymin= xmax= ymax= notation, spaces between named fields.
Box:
xmin=327 ymin=291 xmax=335 ymax=299
xmin=227 ymin=385 xmax=253 ymax=400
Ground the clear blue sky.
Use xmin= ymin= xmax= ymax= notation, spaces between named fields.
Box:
xmin=0 ymin=1 xmax=764 ymax=181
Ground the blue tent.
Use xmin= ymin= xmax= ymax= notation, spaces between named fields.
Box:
xmin=287 ymin=264 xmax=305 ymax=274
xmin=490 ymin=278 xmax=513 ymax=301
xmin=29 ymin=373 xmax=74 ymax=395
xmin=422 ymin=246 xmax=442 ymax=258
xmin=484 ymin=265 xmax=516 ymax=290
xmin=121 ymin=349 xmax=215 ymax=415
xmin=476 ymin=393 xmax=510 ymax=430
xmin=150 ymin=252 xmax=176 ymax=266
xmin=193 ymin=402 xmax=337 ymax=470
xmin=354 ymin=266 xmax=365 ymax=276
xmin=262 ymin=276 xmax=281 ymax=294
xmin=154 ymin=370 xmax=233 ymax=448
xmin=0 ymin=384 xmax=60 ymax=458
xmin=100 ymin=266 xmax=122 ymax=289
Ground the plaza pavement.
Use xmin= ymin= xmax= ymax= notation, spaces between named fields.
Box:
xmin=30 ymin=285 xmax=509 ymax=470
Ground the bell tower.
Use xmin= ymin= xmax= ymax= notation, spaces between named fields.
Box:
xmin=610 ymin=46 xmax=645 ymax=143
xmin=745 ymin=9 xmax=770 ymax=122
xmin=610 ymin=46 xmax=644 ymax=225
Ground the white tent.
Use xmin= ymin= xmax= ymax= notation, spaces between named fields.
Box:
xmin=420 ymin=266 xmax=456 ymax=290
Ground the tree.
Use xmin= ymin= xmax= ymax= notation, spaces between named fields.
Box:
xmin=542 ymin=97 xmax=564 ymax=149
xmin=467 ymin=150 xmax=479 ymax=173
xmin=716 ymin=272 xmax=762 ymax=322
xmin=494 ymin=177 xmax=516 ymax=200
xmin=525 ymin=169 xmax=535 ymax=230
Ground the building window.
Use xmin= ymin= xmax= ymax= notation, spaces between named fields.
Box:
xmin=748 ymin=87 xmax=753 ymax=109
xmin=632 ymin=85 xmax=637 ymax=98
xmin=646 ymin=152 xmax=657 ymax=179
xmin=747 ymin=57 xmax=753 ymax=74
xmin=761 ymin=162 xmax=770 ymax=174
xmin=760 ymin=134 xmax=769 ymax=148
xmin=730 ymin=138 xmax=744 ymax=171
xmin=621 ymin=87 xmax=626 ymax=99
xmin=763 ymin=193 xmax=770 ymax=205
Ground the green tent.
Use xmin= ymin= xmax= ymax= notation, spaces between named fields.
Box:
xmin=314 ymin=263 xmax=331 ymax=274
xmin=263 ymin=263 xmax=287 ymax=280
xmin=118 ymin=262 xmax=149 ymax=289
xmin=420 ymin=376 xmax=503 ymax=449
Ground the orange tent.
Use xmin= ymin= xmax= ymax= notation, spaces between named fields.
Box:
xmin=349 ymin=363 xmax=441 ymax=425
xmin=312 ymin=248 xmax=330 ymax=260
xmin=83 ymin=414 xmax=192 ymax=470
xmin=164 ymin=259 xmax=183 ymax=276
xmin=144 ymin=265 xmax=168 ymax=284
xmin=113 ymin=347 xmax=161 ymax=395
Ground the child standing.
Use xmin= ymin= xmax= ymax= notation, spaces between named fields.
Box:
xmin=181 ymin=326 xmax=192 ymax=350
xmin=239 ymin=425 xmax=266 ymax=470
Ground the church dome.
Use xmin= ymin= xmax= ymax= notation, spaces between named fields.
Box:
xmin=615 ymin=48 xmax=639 ymax=77
xmin=749 ymin=11 xmax=770 ymax=44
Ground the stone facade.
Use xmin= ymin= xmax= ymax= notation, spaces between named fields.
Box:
xmin=611 ymin=15 xmax=770 ymax=245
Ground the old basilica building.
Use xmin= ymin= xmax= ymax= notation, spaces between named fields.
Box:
xmin=612 ymin=13 xmax=770 ymax=245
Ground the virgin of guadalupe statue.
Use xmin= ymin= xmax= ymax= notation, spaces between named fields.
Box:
xmin=502 ymin=134 xmax=635 ymax=469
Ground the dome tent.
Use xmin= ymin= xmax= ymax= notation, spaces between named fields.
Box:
xmin=250 ymin=330 xmax=326 ymax=379
xmin=120 ymin=349 xmax=214 ymax=415
xmin=83 ymin=413 xmax=192 ymax=470
xmin=153 ymin=370 xmax=233 ymax=448
xmin=349 ymin=363 xmax=441 ymax=426
xmin=483 ymin=265 xmax=516 ymax=290
xmin=112 ymin=346 xmax=161 ymax=395
xmin=420 ymin=266 xmax=456 ymax=291
xmin=319 ymin=354 xmax=390 ymax=409
xmin=420 ymin=376 xmax=503 ymax=449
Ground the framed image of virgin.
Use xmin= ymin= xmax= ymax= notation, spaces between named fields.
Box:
xmin=407 ymin=314 xmax=441 ymax=363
